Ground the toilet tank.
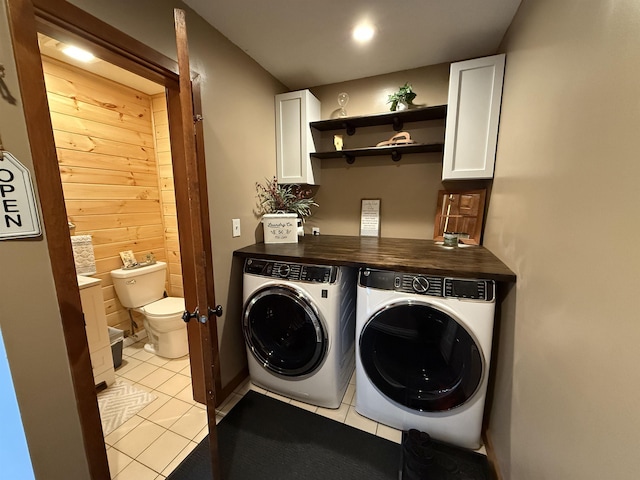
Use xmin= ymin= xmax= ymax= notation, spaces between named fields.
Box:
xmin=110 ymin=261 xmax=168 ymax=308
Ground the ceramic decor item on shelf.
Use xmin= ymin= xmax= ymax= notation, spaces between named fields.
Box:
xmin=376 ymin=131 xmax=415 ymax=147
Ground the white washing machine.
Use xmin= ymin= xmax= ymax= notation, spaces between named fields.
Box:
xmin=355 ymin=268 xmax=496 ymax=449
xmin=242 ymin=258 xmax=356 ymax=408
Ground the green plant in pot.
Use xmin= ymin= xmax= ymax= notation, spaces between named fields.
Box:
xmin=255 ymin=176 xmax=318 ymax=220
xmin=387 ymin=82 xmax=417 ymax=111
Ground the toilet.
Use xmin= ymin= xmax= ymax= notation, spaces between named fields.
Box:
xmin=110 ymin=261 xmax=188 ymax=359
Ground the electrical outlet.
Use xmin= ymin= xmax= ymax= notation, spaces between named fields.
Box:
xmin=232 ymin=218 xmax=241 ymax=237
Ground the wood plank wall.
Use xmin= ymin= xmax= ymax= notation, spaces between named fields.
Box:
xmin=152 ymin=94 xmax=183 ymax=298
xmin=42 ymin=56 xmax=182 ymax=335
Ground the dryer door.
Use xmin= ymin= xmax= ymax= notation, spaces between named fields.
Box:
xmin=243 ymin=285 xmax=327 ymax=377
xmin=359 ymin=302 xmax=483 ymax=412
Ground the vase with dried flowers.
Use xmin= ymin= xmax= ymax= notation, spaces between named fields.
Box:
xmin=255 ymin=176 xmax=318 ymax=218
xmin=255 ymin=177 xmax=318 ymax=243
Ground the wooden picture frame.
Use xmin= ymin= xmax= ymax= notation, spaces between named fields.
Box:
xmin=119 ymin=250 xmax=137 ymax=268
xmin=433 ymin=189 xmax=486 ymax=245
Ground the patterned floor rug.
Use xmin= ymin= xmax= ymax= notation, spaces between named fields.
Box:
xmin=97 ymin=380 xmax=157 ymax=436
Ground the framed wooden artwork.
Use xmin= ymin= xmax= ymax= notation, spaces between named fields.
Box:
xmin=433 ymin=189 xmax=486 ymax=245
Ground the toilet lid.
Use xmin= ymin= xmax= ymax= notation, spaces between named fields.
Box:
xmin=144 ymin=297 xmax=185 ymax=317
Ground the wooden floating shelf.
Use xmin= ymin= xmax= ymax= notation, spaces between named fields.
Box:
xmin=310 ymin=105 xmax=447 ymax=135
xmin=311 ymin=143 xmax=444 ymax=163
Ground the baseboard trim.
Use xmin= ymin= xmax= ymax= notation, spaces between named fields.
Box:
xmin=482 ymin=429 xmax=503 ymax=480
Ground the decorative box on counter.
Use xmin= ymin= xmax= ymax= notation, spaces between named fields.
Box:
xmin=261 ymin=213 xmax=299 ymax=244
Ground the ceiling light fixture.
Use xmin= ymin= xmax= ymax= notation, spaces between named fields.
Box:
xmin=62 ymin=45 xmax=95 ymax=62
xmin=353 ymin=24 xmax=375 ymax=43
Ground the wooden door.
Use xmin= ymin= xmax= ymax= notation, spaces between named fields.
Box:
xmin=6 ymin=1 xmax=221 ymax=477
xmin=172 ymin=8 xmax=221 ymax=478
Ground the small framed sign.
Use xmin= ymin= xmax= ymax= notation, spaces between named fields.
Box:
xmin=360 ymin=198 xmax=381 ymax=237
xmin=119 ymin=250 xmax=138 ymax=268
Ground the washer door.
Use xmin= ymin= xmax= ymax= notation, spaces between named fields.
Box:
xmin=243 ymin=285 xmax=327 ymax=377
xmin=359 ymin=302 xmax=483 ymax=412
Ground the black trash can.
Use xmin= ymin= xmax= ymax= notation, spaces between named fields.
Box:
xmin=108 ymin=327 xmax=124 ymax=369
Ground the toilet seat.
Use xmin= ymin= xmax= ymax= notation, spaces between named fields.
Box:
xmin=140 ymin=297 xmax=185 ymax=319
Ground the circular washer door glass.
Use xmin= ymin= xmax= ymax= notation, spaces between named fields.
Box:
xmin=359 ymin=302 xmax=483 ymax=412
xmin=243 ymin=286 xmax=327 ymax=377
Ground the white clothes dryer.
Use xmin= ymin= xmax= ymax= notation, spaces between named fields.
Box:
xmin=355 ymin=268 xmax=496 ymax=449
xmin=242 ymin=258 xmax=356 ymax=409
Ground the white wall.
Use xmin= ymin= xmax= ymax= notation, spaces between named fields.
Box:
xmin=485 ymin=0 xmax=640 ymax=478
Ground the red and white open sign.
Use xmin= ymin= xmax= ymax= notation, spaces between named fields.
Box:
xmin=0 ymin=151 xmax=41 ymax=240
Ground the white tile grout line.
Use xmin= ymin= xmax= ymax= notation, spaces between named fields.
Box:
xmin=115 ymin=349 xmax=398 ymax=444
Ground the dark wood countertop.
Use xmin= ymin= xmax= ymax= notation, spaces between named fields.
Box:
xmin=233 ymin=235 xmax=516 ymax=283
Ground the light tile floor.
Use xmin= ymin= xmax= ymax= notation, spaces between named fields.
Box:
xmin=105 ymin=340 xmax=483 ymax=479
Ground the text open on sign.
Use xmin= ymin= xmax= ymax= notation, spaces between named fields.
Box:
xmin=0 ymin=151 xmax=41 ymax=240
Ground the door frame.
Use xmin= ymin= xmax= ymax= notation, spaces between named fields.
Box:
xmin=5 ymin=0 xmax=221 ymax=477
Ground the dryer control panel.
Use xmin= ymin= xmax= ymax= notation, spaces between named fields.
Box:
xmin=244 ymin=258 xmax=337 ymax=283
xmin=359 ymin=268 xmax=494 ymax=301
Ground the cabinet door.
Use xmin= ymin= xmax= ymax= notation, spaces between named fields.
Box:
xmin=275 ymin=90 xmax=321 ymax=185
xmin=80 ymin=284 xmax=111 ymax=353
xmin=80 ymin=283 xmax=114 ymax=385
xmin=443 ymin=54 xmax=505 ymax=180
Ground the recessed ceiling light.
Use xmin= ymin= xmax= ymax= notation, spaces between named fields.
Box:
xmin=353 ymin=24 xmax=375 ymax=43
xmin=62 ymin=45 xmax=95 ymax=62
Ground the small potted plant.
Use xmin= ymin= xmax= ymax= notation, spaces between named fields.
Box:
xmin=255 ymin=177 xmax=318 ymax=243
xmin=387 ymin=83 xmax=417 ymax=111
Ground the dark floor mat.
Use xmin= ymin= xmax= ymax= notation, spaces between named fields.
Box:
xmin=166 ymin=390 xmax=490 ymax=480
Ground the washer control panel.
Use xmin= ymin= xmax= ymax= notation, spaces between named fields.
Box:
xmin=244 ymin=258 xmax=337 ymax=283
xmin=359 ymin=268 xmax=494 ymax=301
xmin=443 ymin=278 xmax=493 ymax=301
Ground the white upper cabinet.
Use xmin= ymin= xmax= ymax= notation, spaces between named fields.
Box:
xmin=275 ymin=89 xmax=321 ymax=185
xmin=443 ymin=54 xmax=506 ymax=180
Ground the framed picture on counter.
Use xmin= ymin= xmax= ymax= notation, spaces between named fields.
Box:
xmin=360 ymin=199 xmax=381 ymax=237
